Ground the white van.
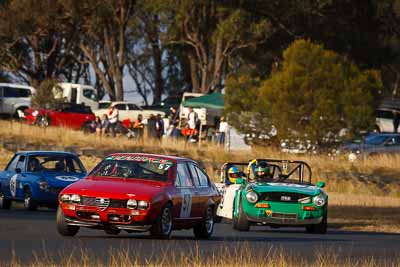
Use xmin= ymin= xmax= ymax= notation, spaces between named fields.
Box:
xmin=179 ymin=92 xmax=204 ymax=127
xmin=0 ymin=83 xmax=35 ymax=118
xmin=55 ymin=83 xmax=98 ymax=111
xmin=179 ymin=92 xmax=222 ymax=127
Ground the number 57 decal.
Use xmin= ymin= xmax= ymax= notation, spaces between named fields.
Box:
xmin=180 ymin=189 xmax=192 ymax=218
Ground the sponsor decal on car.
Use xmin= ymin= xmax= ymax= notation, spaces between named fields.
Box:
xmin=267 ymin=183 xmax=308 ymax=188
xmin=106 ymin=155 xmax=173 ymax=165
xmin=180 ymin=188 xmax=192 ymax=218
xmin=10 ymin=174 xmax=17 ymax=197
xmin=55 ymin=176 xmax=80 ymax=182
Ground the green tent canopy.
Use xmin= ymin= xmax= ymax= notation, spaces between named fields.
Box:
xmin=182 ymin=93 xmax=224 ymax=109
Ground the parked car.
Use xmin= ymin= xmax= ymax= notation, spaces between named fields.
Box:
xmin=141 ymin=96 xmax=182 ymax=115
xmin=0 ymin=151 xmax=86 ymax=210
xmin=375 ymin=98 xmax=400 ymax=133
xmin=24 ymin=103 xmax=95 ymax=130
xmin=0 ymin=83 xmax=36 ymax=118
xmin=215 ymin=159 xmax=328 ymax=233
xmin=375 ymin=107 xmax=397 ymax=133
xmin=340 ymin=133 xmax=400 ymax=160
xmin=94 ymin=101 xmax=165 ymax=121
xmin=56 ymin=153 xmax=221 ymax=239
xmin=54 ymin=83 xmax=99 ymax=111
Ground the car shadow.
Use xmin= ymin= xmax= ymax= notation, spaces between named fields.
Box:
xmin=77 ymin=232 xmax=349 ymax=243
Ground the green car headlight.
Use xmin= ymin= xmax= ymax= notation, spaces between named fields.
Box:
xmin=313 ymin=195 xmax=326 ymax=206
xmin=246 ymin=191 xmax=258 ymax=204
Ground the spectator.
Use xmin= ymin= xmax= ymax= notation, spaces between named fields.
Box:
xmin=156 ymin=114 xmax=164 ymax=139
xmin=187 ymin=107 xmax=198 ymax=131
xmin=217 ymin=116 xmax=228 ymax=145
xmin=181 ymin=123 xmax=197 ymax=141
xmin=101 ymin=114 xmax=110 ymax=136
xmin=393 ymin=111 xmax=400 ymax=133
xmin=90 ymin=116 xmax=102 ymax=136
xmin=167 ymin=107 xmax=180 ymax=138
xmin=108 ymin=105 xmax=119 ymax=137
xmin=147 ymin=114 xmax=157 ymax=139
xmin=133 ymin=114 xmax=144 ymax=139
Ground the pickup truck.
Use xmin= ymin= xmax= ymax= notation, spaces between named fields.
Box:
xmin=94 ymin=101 xmax=165 ymax=121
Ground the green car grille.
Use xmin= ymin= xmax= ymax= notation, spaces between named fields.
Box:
xmin=271 ymin=212 xmax=298 ymax=220
xmin=261 ymin=192 xmax=310 ymax=203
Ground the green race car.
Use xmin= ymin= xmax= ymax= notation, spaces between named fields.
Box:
xmin=215 ymin=159 xmax=328 ymax=233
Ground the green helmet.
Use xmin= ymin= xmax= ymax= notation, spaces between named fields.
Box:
xmin=254 ymin=162 xmax=270 ymax=178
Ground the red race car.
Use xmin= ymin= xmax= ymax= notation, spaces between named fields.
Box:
xmin=56 ymin=153 xmax=221 ymax=239
xmin=24 ymin=103 xmax=95 ymax=130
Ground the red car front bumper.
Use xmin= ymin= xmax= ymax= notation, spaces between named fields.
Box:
xmin=60 ymin=203 xmax=154 ymax=232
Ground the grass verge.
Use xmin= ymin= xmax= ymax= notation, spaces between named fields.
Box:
xmin=5 ymin=243 xmax=400 ymax=267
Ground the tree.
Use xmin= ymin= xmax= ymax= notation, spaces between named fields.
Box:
xmin=126 ymin=1 xmax=166 ymax=105
xmin=375 ymin=0 xmax=400 ymax=97
xmin=31 ymin=79 xmax=63 ymax=108
xmin=0 ymin=71 xmax=9 ymax=82
xmin=226 ymin=40 xmax=383 ymax=145
xmin=63 ymin=0 xmax=135 ymax=101
xmin=258 ymin=40 xmax=382 ymax=143
xmin=154 ymin=0 xmax=270 ymax=93
xmin=0 ymin=0 xmax=87 ymax=86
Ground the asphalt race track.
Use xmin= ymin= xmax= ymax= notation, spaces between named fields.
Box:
xmin=0 ymin=205 xmax=399 ymax=265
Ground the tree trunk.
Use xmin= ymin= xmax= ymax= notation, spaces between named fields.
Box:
xmin=188 ymin=53 xmax=200 ymax=92
xmin=152 ymin=41 xmax=163 ymax=105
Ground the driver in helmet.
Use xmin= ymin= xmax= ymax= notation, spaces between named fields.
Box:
xmin=254 ymin=162 xmax=273 ymax=182
xmin=226 ymin=166 xmax=242 ymax=185
xmin=28 ymin=157 xmax=40 ymax=172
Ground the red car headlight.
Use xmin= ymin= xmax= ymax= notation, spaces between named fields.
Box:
xmin=127 ymin=199 xmax=138 ymax=209
xmin=138 ymin=200 xmax=149 ymax=210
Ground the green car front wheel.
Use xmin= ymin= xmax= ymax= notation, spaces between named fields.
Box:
xmin=233 ymin=199 xmax=250 ymax=232
xmin=306 ymin=212 xmax=327 ymax=234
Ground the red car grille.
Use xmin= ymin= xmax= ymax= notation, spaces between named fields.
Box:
xmin=81 ymin=196 xmax=127 ymax=209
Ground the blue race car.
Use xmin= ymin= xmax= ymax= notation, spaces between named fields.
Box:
xmin=0 ymin=151 xmax=86 ymax=210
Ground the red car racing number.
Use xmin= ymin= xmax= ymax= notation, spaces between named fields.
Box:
xmin=180 ymin=189 xmax=192 ymax=218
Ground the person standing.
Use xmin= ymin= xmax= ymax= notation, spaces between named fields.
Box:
xmin=187 ymin=107 xmax=199 ymax=131
xmin=147 ymin=114 xmax=157 ymax=139
xmin=108 ymin=105 xmax=119 ymax=137
xmin=393 ymin=110 xmax=400 ymax=133
xmin=217 ymin=116 xmax=228 ymax=145
xmin=168 ymin=107 xmax=180 ymax=138
xmin=155 ymin=114 xmax=164 ymax=140
xmin=133 ymin=114 xmax=144 ymax=139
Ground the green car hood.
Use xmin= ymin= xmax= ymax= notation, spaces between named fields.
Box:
xmin=246 ymin=182 xmax=321 ymax=196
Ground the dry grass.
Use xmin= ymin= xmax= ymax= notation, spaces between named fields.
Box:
xmin=1 ymin=120 xmax=400 ymax=233
xmin=5 ymin=243 xmax=399 ymax=267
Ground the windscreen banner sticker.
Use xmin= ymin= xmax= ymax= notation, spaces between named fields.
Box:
xmin=106 ymin=156 xmax=173 ymax=166
xmin=180 ymin=189 xmax=192 ymax=218
xmin=10 ymin=174 xmax=17 ymax=197
xmin=55 ymin=176 xmax=80 ymax=182
xmin=267 ymin=183 xmax=308 ymax=188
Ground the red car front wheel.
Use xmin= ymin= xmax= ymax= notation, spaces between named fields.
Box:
xmin=56 ymin=206 xmax=79 ymax=237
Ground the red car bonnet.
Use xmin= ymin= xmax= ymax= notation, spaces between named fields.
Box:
xmin=62 ymin=176 xmax=168 ymax=200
